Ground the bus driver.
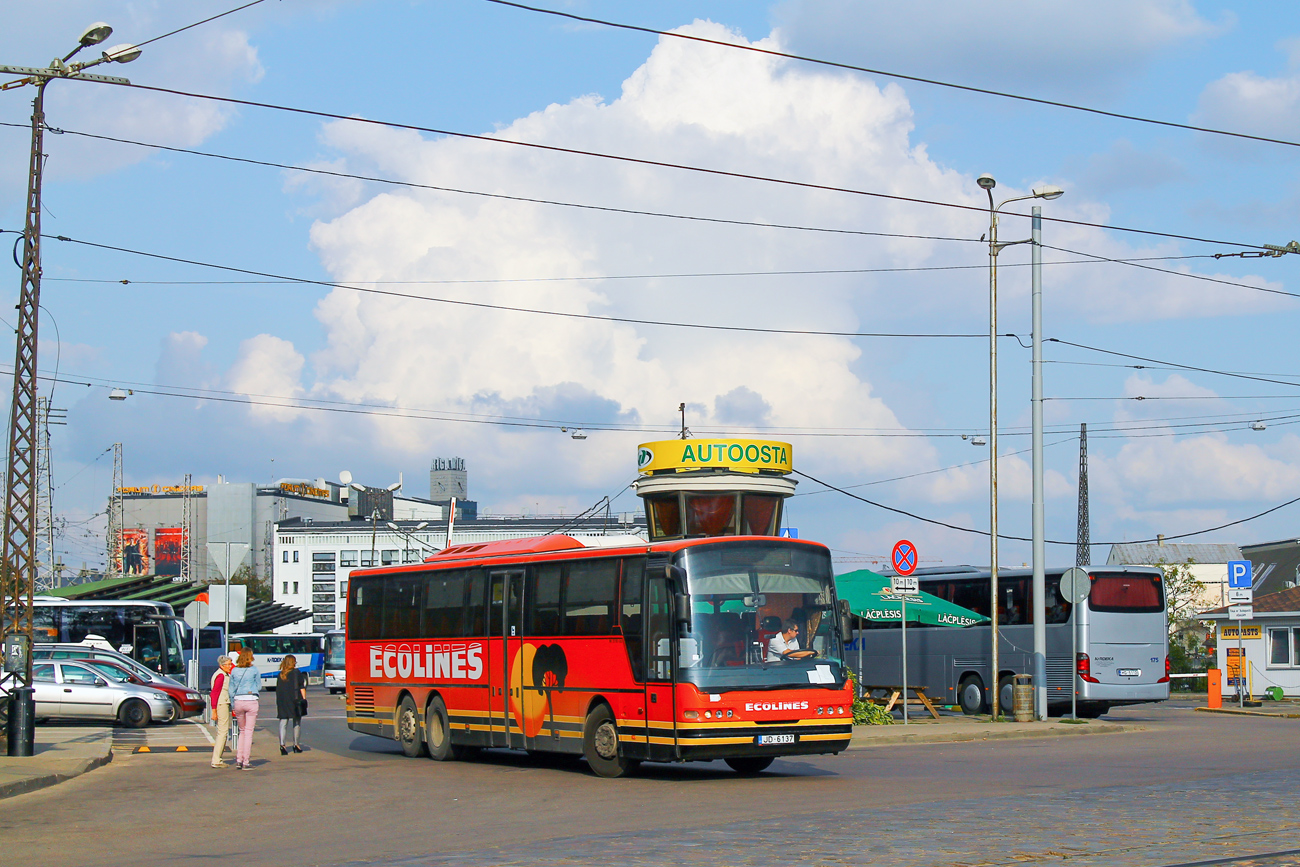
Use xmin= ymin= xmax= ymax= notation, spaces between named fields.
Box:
xmin=767 ymin=618 xmax=817 ymax=662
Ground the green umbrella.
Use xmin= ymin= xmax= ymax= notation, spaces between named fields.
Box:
xmin=835 ymin=569 xmax=989 ymax=627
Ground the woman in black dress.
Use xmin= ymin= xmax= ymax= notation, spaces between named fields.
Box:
xmin=275 ymin=654 xmax=307 ymax=755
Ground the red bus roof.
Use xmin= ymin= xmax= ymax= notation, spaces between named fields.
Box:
xmin=424 ymin=535 xmax=591 ymax=561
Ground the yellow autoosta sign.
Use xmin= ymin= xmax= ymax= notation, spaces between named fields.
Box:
xmin=637 ymin=439 xmax=793 ymax=475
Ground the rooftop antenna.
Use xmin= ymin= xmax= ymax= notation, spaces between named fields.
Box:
xmin=679 ymin=402 xmax=691 ymax=439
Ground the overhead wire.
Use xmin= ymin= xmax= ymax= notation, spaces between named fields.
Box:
xmin=482 ymin=0 xmax=1300 ymax=151
xmin=86 ymin=80 xmax=1273 ymax=251
xmin=1042 ymin=244 xmax=1300 ymax=301
xmin=1048 ymin=339 xmax=1300 ymax=390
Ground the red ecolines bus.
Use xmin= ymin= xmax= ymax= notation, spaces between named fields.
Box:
xmin=345 ymin=533 xmax=854 ymax=776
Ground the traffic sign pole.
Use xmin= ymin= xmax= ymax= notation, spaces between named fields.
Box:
xmin=891 ymin=541 xmax=918 ymax=726
xmin=1227 ymin=561 xmax=1252 ymax=708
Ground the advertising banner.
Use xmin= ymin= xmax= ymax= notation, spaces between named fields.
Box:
xmin=154 ymin=527 xmax=187 ymax=577
xmin=121 ymin=528 xmax=151 ymax=576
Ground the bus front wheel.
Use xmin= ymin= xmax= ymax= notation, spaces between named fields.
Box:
xmin=396 ymin=696 xmax=426 ymax=758
xmin=958 ymin=676 xmax=986 ymax=715
xmin=583 ymin=705 xmax=633 ymax=778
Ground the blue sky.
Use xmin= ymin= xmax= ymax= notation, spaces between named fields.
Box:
xmin=2 ymin=0 xmax=1299 ymax=573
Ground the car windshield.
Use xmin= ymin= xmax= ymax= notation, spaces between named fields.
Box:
xmin=674 ymin=541 xmax=846 ymax=691
xmin=82 ymin=661 xmax=132 ymax=683
xmin=325 ymin=633 xmax=346 ymax=668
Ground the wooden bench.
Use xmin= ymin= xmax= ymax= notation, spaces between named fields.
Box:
xmin=860 ymin=684 xmax=941 ymax=720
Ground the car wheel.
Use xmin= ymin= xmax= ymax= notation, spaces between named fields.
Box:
xmin=958 ymin=675 xmax=986 ymax=716
xmin=725 ymin=756 xmax=775 ymax=775
xmin=119 ymin=698 xmax=152 ymax=729
xmin=582 ymin=704 xmax=633 ymax=778
xmin=163 ymin=698 xmax=182 ymax=724
xmin=396 ymin=696 xmax=426 ymax=758
xmin=425 ymin=695 xmax=461 ymax=761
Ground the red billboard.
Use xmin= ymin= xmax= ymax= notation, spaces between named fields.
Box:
xmin=154 ymin=527 xmax=186 ymax=577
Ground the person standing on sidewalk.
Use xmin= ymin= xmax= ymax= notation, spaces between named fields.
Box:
xmin=227 ymin=648 xmax=262 ymax=770
xmin=275 ymin=654 xmax=308 ymax=755
xmin=208 ymin=655 xmax=235 ymax=768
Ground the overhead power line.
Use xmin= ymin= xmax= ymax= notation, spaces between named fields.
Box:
xmin=94 ymin=81 xmax=1271 ymax=251
xmin=1049 ymin=339 xmax=1300 ymax=390
xmin=795 ymin=469 xmax=1300 ymax=547
xmin=1043 ymin=244 xmax=1300 ymax=301
xmin=132 ymin=0 xmax=270 ymax=52
xmin=482 ymin=0 xmax=1300 ymax=151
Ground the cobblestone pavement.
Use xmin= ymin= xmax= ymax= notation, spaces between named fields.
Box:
xmin=362 ymin=767 xmax=1300 ymax=867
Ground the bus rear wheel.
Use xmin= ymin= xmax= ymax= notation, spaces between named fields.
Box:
xmin=958 ymin=675 xmax=986 ymax=716
xmin=725 ymin=756 xmax=774 ymax=775
xmin=425 ymin=696 xmax=460 ymax=761
xmin=583 ymin=705 xmax=633 ymax=778
xmin=396 ymin=696 xmax=426 ymax=758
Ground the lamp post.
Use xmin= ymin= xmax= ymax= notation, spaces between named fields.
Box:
xmin=977 ymin=174 xmax=1064 ymax=720
xmin=1 ymin=23 xmax=141 ymax=758
xmin=387 ymin=521 xmax=430 ymax=564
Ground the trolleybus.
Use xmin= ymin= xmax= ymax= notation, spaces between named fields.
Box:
xmin=345 ymin=534 xmax=854 ymax=776
xmin=851 ymin=565 xmax=1170 ymax=717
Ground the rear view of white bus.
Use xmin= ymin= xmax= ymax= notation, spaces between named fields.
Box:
xmin=1076 ymin=567 xmax=1170 ymax=711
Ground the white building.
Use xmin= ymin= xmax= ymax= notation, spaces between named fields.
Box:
xmin=272 ymin=514 xmax=647 ymax=633
xmin=1200 ymin=586 xmax=1300 ymax=699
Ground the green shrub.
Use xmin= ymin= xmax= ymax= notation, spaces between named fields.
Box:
xmin=847 ymin=670 xmax=893 ymax=725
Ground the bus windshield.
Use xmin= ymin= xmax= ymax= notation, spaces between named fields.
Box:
xmin=674 ymin=541 xmax=845 ymax=691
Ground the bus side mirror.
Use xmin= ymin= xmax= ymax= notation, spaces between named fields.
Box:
xmin=838 ymin=599 xmax=853 ymax=641
xmin=673 ymin=593 xmax=692 ymax=625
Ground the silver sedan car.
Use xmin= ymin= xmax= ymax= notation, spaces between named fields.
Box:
xmin=32 ymin=660 xmax=174 ymax=727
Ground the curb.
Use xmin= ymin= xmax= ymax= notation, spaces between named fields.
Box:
xmin=0 ymin=751 xmax=114 ymax=801
xmin=847 ymin=723 xmax=1137 ymax=748
xmin=1195 ymin=706 xmax=1300 ymax=719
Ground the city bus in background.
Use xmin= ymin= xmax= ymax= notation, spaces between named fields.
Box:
xmin=851 ymin=566 xmax=1170 ymax=717
xmin=324 ymin=628 xmax=346 ymax=694
xmin=345 ymin=534 xmax=854 ymax=777
xmin=227 ymin=633 xmax=325 ymax=689
xmin=31 ymin=598 xmax=187 ymax=679
xmin=179 ymin=624 xmax=227 ymax=687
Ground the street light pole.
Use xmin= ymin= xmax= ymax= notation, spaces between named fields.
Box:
xmin=1031 ymin=205 xmax=1047 ymax=721
xmin=1 ymin=25 xmax=140 ymax=757
xmin=977 ymin=174 xmax=1064 ymax=720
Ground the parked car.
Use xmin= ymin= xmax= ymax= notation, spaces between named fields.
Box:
xmin=32 ymin=660 xmax=174 ymax=727
xmin=33 ymin=644 xmax=206 ymax=720
xmin=73 ymin=658 xmax=196 ymax=723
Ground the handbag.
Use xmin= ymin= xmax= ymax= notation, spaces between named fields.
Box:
xmin=298 ymin=698 xmax=309 ymax=717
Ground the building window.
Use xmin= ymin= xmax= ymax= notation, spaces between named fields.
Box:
xmin=293 ymin=551 xmax=300 ymax=563
xmin=293 ymin=582 xmax=299 ymax=594
xmin=361 ymin=551 xmax=375 ymax=567
xmin=282 ymin=551 xmax=288 ymax=563
xmin=1268 ymin=627 xmax=1300 ymax=668
xmin=340 ymin=550 xmax=359 ymax=567
xmin=282 ymin=581 xmax=288 ymax=594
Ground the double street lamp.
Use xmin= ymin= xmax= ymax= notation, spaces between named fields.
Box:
xmin=1 ymin=24 xmax=142 ymax=757
xmin=978 ymin=174 xmax=1064 ymax=720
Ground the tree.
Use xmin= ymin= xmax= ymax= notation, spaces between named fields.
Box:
xmin=228 ymin=563 xmax=271 ymax=604
xmin=1156 ymin=559 xmax=1209 ymax=677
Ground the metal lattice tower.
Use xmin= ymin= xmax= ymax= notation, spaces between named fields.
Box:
xmin=33 ymin=398 xmax=65 ymax=592
xmin=1076 ymin=423 xmax=1090 ymax=567
xmin=106 ymin=443 xmax=123 ymax=576
xmin=1 ymin=80 xmax=50 ymax=717
xmin=179 ymin=472 xmax=193 ymax=583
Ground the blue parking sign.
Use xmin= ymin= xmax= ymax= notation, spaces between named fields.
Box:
xmin=1228 ymin=560 xmax=1252 ymax=589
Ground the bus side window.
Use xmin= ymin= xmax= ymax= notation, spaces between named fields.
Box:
xmin=386 ymin=573 xmax=424 ymax=639
xmin=463 ymin=570 xmax=486 ymax=637
xmin=351 ymin=578 xmax=385 ymax=641
xmin=531 ymin=564 xmax=563 ymax=636
xmin=424 ymin=570 xmax=465 ymax=638
xmin=621 ymin=558 xmax=645 ymax=681
xmin=565 ymin=559 xmax=617 ymax=636
xmin=488 ymin=575 xmax=504 ymax=637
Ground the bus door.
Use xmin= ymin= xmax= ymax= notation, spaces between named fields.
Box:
xmin=133 ymin=623 xmax=165 ymax=674
xmin=644 ymin=572 xmax=678 ymax=760
xmin=488 ymin=569 xmax=526 ymax=749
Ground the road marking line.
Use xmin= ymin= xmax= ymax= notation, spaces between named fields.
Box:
xmin=187 ymin=719 xmax=216 ymax=745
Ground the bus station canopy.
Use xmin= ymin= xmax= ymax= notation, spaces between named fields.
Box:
xmin=835 ymin=569 xmax=989 ymax=627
